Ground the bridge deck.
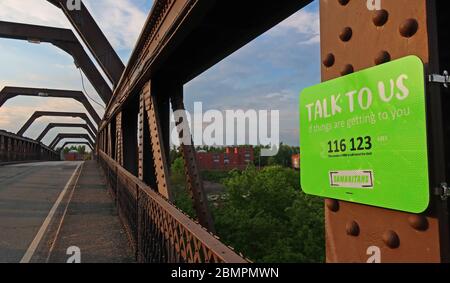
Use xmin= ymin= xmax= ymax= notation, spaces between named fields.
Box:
xmin=0 ymin=161 xmax=134 ymax=263
xmin=46 ymin=160 xmax=134 ymax=263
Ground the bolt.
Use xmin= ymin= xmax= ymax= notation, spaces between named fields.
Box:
xmin=325 ymin=199 xmax=339 ymax=212
xmin=382 ymin=231 xmax=400 ymax=249
xmin=346 ymin=221 xmax=360 ymax=237
xmin=323 ymin=53 xmax=336 ymax=68
xmin=399 ymin=19 xmax=419 ymax=38
xmin=339 ymin=27 xmax=353 ymax=42
xmin=374 ymin=50 xmax=391 ymax=65
xmin=373 ymin=9 xmax=389 ymax=27
xmin=341 ymin=64 xmax=354 ymax=76
xmin=408 ymin=215 xmax=429 ymax=231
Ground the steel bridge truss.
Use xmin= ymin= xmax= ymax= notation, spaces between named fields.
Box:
xmin=4 ymin=0 xmax=449 ymax=264
xmin=17 ymin=111 xmax=97 ymax=137
xmin=49 ymin=133 xmax=95 ymax=150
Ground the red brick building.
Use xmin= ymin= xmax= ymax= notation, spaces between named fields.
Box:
xmin=292 ymin=154 xmax=300 ymax=170
xmin=64 ymin=150 xmax=83 ymax=161
xmin=197 ymin=147 xmax=254 ymax=171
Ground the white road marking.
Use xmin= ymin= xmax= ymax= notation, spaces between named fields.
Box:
xmin=20 ymin=162 xmax=83 ymax=263
xmin=45 ymin=162 xmax=84 ymax=263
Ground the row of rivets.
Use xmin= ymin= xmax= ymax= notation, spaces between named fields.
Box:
xmin=324 ymin=2 xmax=419 ymax=74
xmin=326 ymin=199 xmax=429 ymax=248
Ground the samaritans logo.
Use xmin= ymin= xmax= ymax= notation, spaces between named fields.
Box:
xmin=330 ymin=170 xmax=374 ymax=189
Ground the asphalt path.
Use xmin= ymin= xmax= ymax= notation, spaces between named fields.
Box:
xmin=0 ymin=161 xmax=81 ymax=263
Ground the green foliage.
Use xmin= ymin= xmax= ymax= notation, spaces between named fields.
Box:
xmin=267 ymin=143 xmax=299 ymax=167
xmin=213 ymin=166 xmax=324 ymax=263
xmin=62 ymin=145 xmax=87 ymax=154
xmin=201 ymin=170 xmax=230 ymax=183
xmin=170 ymin=157 xmax=196 ymax=217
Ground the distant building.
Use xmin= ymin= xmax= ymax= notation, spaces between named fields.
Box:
xmin=64 ymin=150 xmax=83 ymax=161
xmin=197 ymin=146 xmax=254 ymax=171
xmin=292 ymin=154 xmax=300 ymax=170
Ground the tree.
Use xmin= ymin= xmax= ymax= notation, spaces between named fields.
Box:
xmin=170 ymin=157 xmax=195 ymax=217
xmin=77 ymin=145 xmax=86 ymax=154
xmin=267 ymin=143 xmax=295 ymax=167
xmin=212 ymin=166 xmax=324 ymax=263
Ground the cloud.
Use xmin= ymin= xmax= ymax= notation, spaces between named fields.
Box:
xmin=276 ymin=9 xmax=320 ymax=36
xmin=83 ymin=0 xmax=149 ymax=51
xmin=185 ymin=4 xmax=321 ymax=146
xmin=0 ymin=0 xmax=149 ymax=51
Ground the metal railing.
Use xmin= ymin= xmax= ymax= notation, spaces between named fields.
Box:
xmin=0 ymin=130 xmax=59 ymax=163
xmin=98 ymin=150 xmax=247 ymax=263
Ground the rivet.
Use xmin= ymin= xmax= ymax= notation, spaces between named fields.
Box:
xmin=373 ymin=9 xmax=389 ymax=26
xmin=408 ymin=215 xmax=429 ymax=231
xmin=383 ymin=231 xmax=400 ymax=249
xmin=338 ymin=0 xmax=350 ymax=5
xmin=325 ymin=199 xmax=339 ymax=212
xmin=346 ymin=221 xmax=360 ymax=237
xmin=339 ymin=27 xmax=353 ymax=42
xmin=374 ymin=50 xmax=391 ymax=65
xmin=323 ymin=53 xmax=335 ymax=68
xmin=341 ymin=64 xmax=354 ymax=76
xmin=399 ymin=19 xmax=419 ymax=38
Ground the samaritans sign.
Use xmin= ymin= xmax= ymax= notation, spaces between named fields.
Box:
xmin=300 ymin=56 xmax=430 ymax=213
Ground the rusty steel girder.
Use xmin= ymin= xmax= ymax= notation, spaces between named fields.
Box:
xmin=36 ymin=123 xmax=96 ymax=142
xmin=47 ymin=0 xmax=124 ymax=86
xmin=0 ymin=21 xmax=112 ymax=103
xmin=171 ymin=90 xmax=216 ymax=233
xmin=59 ymin=141 xmax=93 ymax=151
xmin=17 ymin=111 xmax=97 ymax=137
xmin=102 ymin=0 xmax=313 ymax=122
xmin=0 ymin=86 xmax=101 ymax=124
xmin=320 ymin=0 xmax=448 ymax=263
xmin=50 ymin=133 xmax=94 ymax=149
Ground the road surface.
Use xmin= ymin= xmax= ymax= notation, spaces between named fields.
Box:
xmin=0 ymin=161 xmax=82 ymax=263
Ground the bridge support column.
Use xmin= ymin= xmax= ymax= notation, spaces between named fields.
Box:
xmin=122 ymin=96 xmax=139 ymax=177
xmin=170 ymin=84 xmax=216 ymax=233
xmin=116 ymin=112 xmax=123 ymax=166
xmin=321 ymin=0 xmax=449 ymax=262
xmin=139 ymin=81 xmax=172 ymax=201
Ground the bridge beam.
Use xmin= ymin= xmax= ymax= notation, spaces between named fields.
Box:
xmin=50 ymin=133 xmax=94 ymax=149
xmin=47 ymin=0 xmax=124 ymax=86
xmin=36 ymin=123 xmax=96 ymax=142
xmin=0 ymin=86 xmax=101 ymax=124
xmin=17 ymin=111 xmax=97 ymax=137
xmin=0 ymin=21 xmax=112 ymax=103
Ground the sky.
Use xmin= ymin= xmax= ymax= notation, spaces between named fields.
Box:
xmin=0 ymin=0 xmax=320 ymax=149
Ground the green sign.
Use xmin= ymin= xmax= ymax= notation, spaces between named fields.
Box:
xmin=299 ymin=56 xmax=430 ymax=213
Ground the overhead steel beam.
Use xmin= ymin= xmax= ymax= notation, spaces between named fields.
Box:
xmin=17 ymin=111 xmax=97 ymax=137
xmin=60 ymin=141 xmax=93 ymax=151
xmin=0 ymin=86 xmax=101 ymax=124
xmin=36 ymin=123 xmax=96 ymax=142
xmin=104 ymin=0 xmax=313 ymax=120
xmin=50 ymin=133 xmax=94 ymax=149
xmin=47 ymin=0 xmax=124 ymax=86
xmin=0 ymin=21 xmax=112 ymax=103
